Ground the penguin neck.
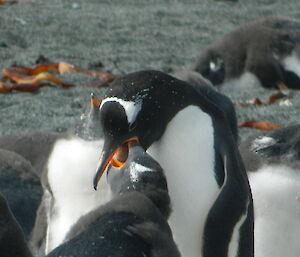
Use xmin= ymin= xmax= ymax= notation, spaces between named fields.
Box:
xmin=45 ymin=136 xmax=112 ymax=254
xmin=148 ymin=105 xmax=220 ymax=257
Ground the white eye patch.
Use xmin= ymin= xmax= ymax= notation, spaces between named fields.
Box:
xmin=209 ymin=61 xmax=217 ymax=71
xmin=209 ymin=58 xmax=223 ymax=72
xmin=100 ymin=97 xmax=142 ymax=125
xmin=251 ymin=136 xmax=277 ymax=152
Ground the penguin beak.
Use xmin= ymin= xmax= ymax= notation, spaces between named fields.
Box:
xmin=93 ymin=136 xmax=141 ymax=190
xmin=90 ymin=93 xmax=101 ymax=109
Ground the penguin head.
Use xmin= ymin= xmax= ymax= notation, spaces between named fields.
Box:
xmin=106 ymin=141 xmax=171 ymax=218
xmin=93 ymin=70 xmax=199 ymax=189
xmin=250 ymin=125 xmax=300 ymax=168
xmin=72 ymin=93 xmax=103 ymax=140
xmin=192 ymin=49 xmax=225 ymax=86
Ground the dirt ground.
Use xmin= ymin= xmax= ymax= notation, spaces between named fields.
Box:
xmin=1 ymin=0 xmax=300 ymax=140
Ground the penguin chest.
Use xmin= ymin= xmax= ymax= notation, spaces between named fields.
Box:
xmin=282 ymin=51 xmax=300 ymax=78
xmin=222 ymin=72 xmax=263 ymax=91
xmin=148 ymin=105 xmax=220 ymax=257
xmin=45 ymin=137 xmax=112 ymax=254
xmin=248 ymin=165 xmax=300 ymax=257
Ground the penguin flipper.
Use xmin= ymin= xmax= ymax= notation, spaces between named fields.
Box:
xmin=29 ymin=193 xmax=48 ymax=255
xmin=203 ymin=151 xmax=254 ymax=257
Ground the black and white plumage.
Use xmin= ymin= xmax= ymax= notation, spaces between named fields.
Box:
xmin=47 ymin=142 xmax=180 ymax=257
xmin=94 ymin=70 xmax=253 ymax=257
xmin=192 ymin=16 xmax=300 ymax=89
xmin=0 ymin=193 xmax=33 ymax=257
xmin=240 ymin=125 xmax=300 ymax=257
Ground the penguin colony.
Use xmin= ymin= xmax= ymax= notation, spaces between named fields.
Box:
xmin=0 ymin=15 xmax=300 ymax=257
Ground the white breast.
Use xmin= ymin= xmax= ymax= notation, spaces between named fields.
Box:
xmin=282 ymin=51 xmax=300 ymax=78
xmin=222 ymin=72 xmax=262 ymax=92
xmin=248 ymin=165 xmax=300 ymax=257
xmin=148 ymin=105 xmax=220 ymax=257
xmin=45 ymin=137 xmax=112 ymax=254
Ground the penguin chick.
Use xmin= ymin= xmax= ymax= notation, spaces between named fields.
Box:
xmin=46 ymin=142 xmax=180 ymax=257
xmin=192 ymin=16 xmax=300 ymax=89
xmin=30 ymin=93 xmax=108 ymax=256
xmin=239 ymin=125 xmax=300 ymax=257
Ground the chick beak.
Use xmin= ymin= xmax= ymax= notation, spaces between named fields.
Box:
xmin=93 ymin=136 xmax=140 ymax=190
xmin=90 ymin=92 xmax=102 ymax=109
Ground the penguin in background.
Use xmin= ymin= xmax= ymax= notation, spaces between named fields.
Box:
xmin=0 ymin=131 xmax=62 ymax=178
xmin=0 ymin=149 xmax=42 ymax=239
xmin=30 ymin=94 xmax=112 ymax=256
xmin=239 ymin=124 xmax=300 ymax=257
xmin=191 ymin=16 xmax=300 ymax=90
xmin=0 ymin=193 xmax=33 ymax=257
xmin=47 ymin=141 xmax=180 ymax=257
xmin=93 ymin=70 xmax=254 ymax=257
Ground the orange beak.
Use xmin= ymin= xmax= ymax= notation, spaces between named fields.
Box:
xmin=90 ymin=93 xmax=101 ymax=109
xmin=93 ymin=136 xmax=140 ymax=190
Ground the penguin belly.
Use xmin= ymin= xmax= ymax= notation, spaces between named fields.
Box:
xmin=148 ymin=106 xmax=220 ymax=257
xmin=248 ymin=165 xmax=300 ymax=257
xmin=46 ymin=137 xmax=112 ymax=254
xmin=221 ymin=72 xmax=263 ymax=91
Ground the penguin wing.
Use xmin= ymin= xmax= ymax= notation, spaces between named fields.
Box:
xmin=201 ymin=107 xmax=254 ymax=257
xmin=29 ymin=194 xmax=48 ymax=255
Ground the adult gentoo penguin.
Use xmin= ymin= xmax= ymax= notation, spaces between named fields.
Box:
xmin=192 ymin=16 xmax=300 ymax=89
xmin=47 ymin=141 xmax=180 ymax=257
xmin=94 ymin=70 xmax=254 ymax=257
xmin=0 ymin=193 xmax=33 ymax=257
xmin=30 ymin=93 xmax=112 ymax=256
xmin=239 ymin=125 xmax=300 ymax=257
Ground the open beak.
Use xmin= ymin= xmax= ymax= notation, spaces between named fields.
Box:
xmin=93 ymin=136 xmax=140 ymax=190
